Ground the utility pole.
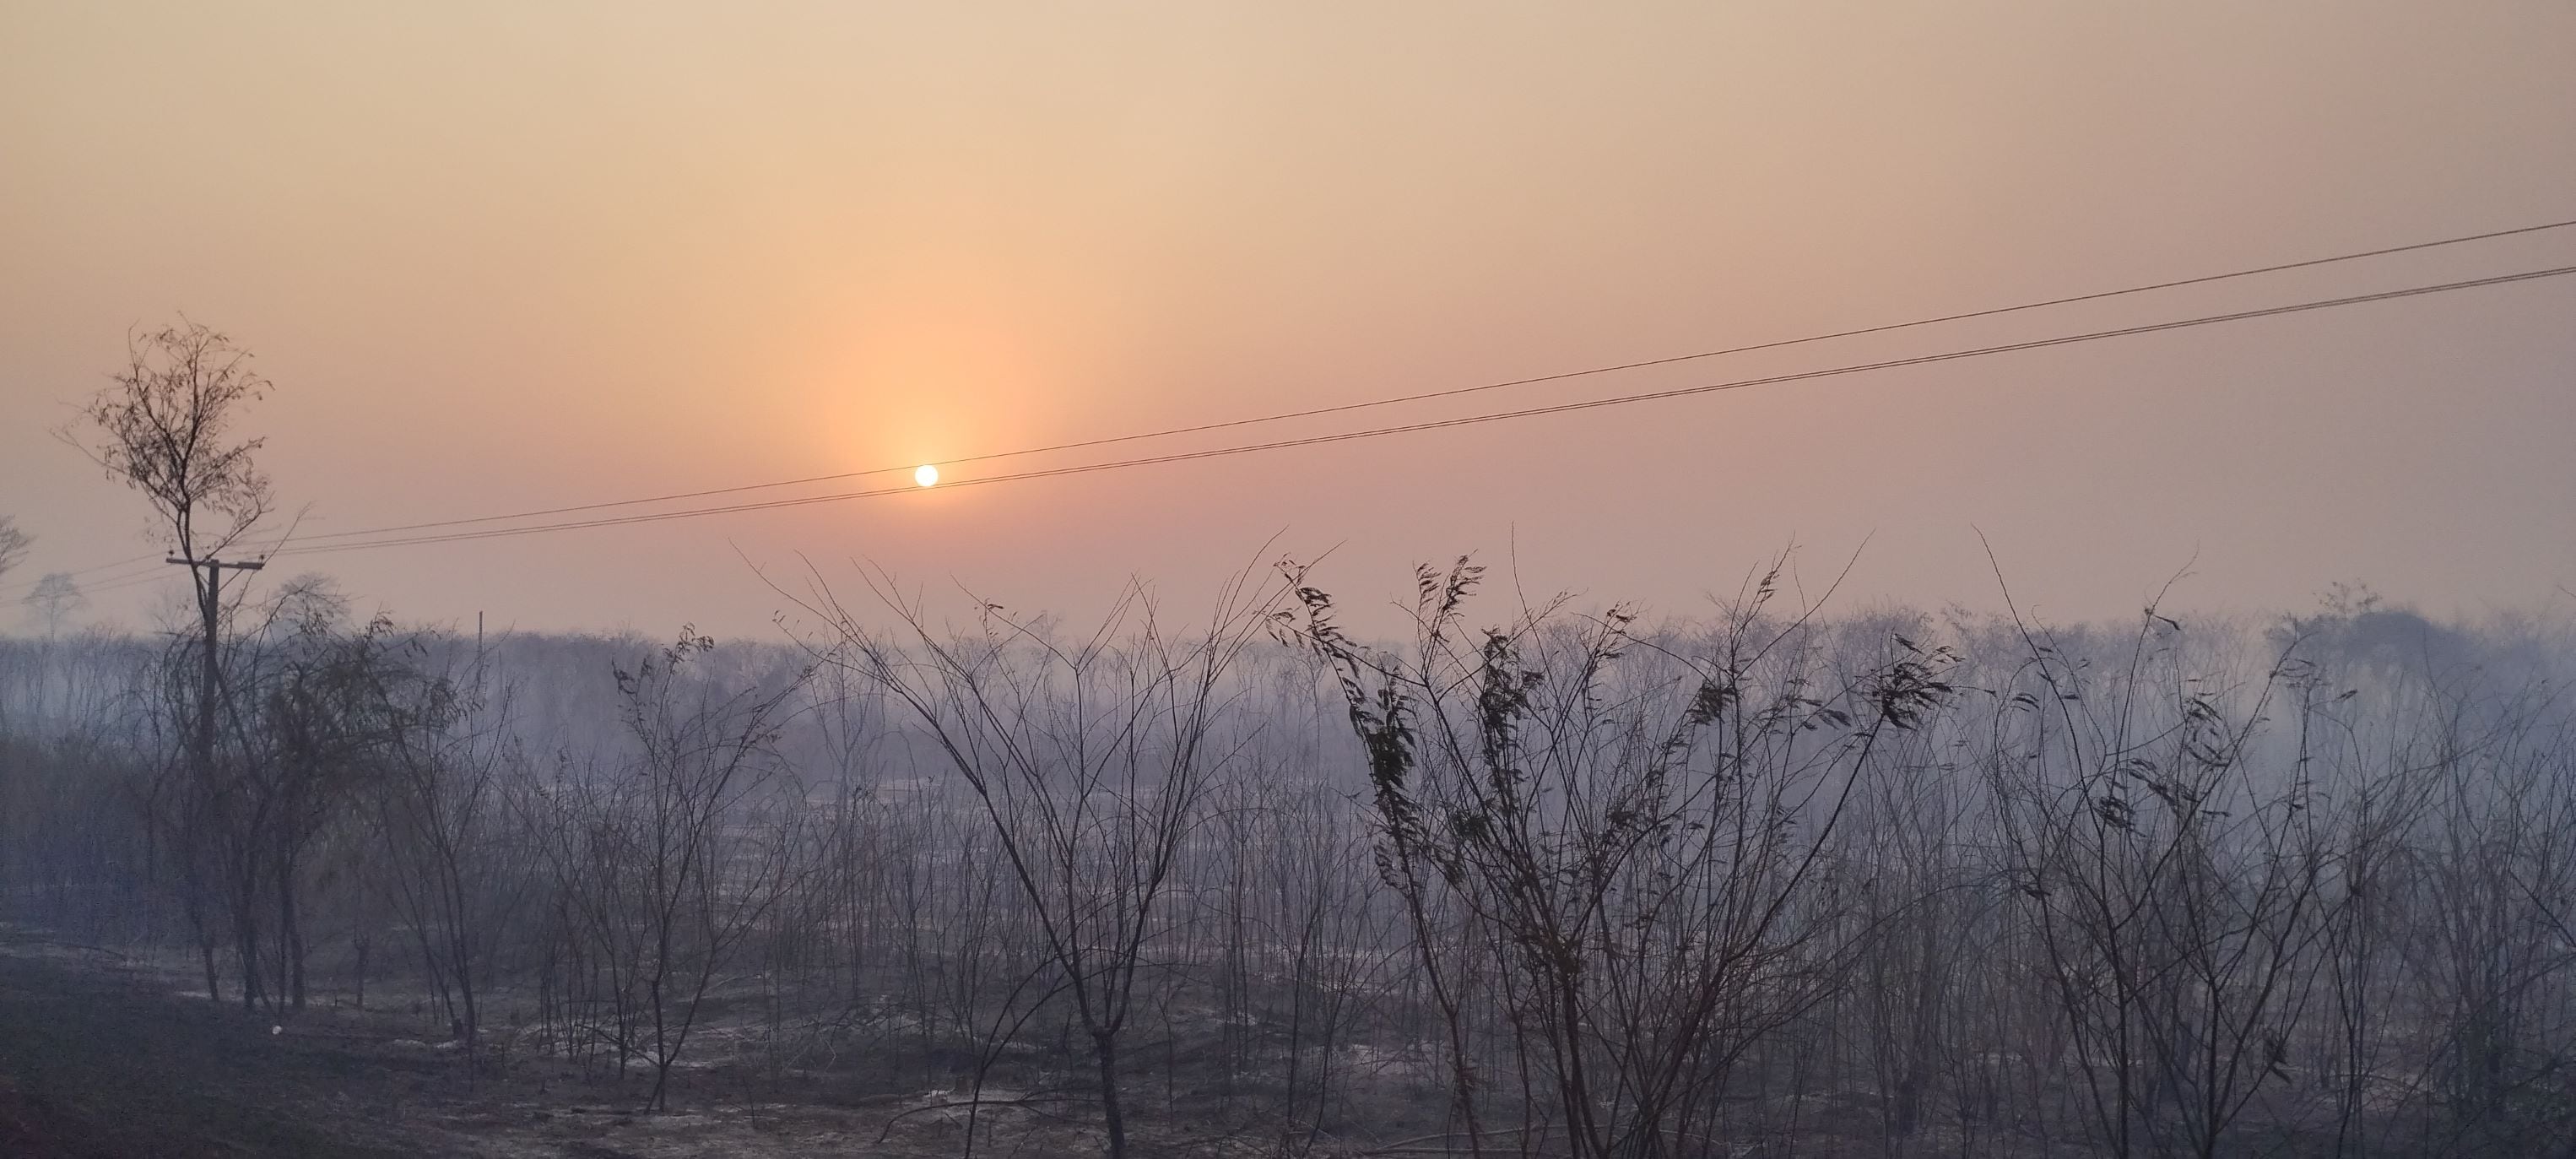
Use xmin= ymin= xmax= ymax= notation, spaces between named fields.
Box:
xmin=167 ymin=553 xmax=263 ymax=1006
xmin=167 ymin=555 xmax=265 ymax=820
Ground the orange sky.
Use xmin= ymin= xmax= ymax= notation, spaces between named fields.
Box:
xmin=5 ymin=2 xmax=2573 ymax=638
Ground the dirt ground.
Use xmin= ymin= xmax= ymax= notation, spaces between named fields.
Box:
xmin=0 ymin=928 xmax=1246 ymax=1158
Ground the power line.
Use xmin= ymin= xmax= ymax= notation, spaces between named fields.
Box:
xmin=255 ymin=216 xmax=2576 ymax=548
xmin=3 ymin=555 xmax=170 ymax=595
xmin=5 ymin=561 xmax=169 ymax=603
xmin=62 ymin=568 xmax=187 ymax=600
xmin=3 ymin=529 xmax=310 ymax=601
xmin=0 ymin=527 xmax=313 ymax=600
xmin=239 ymin=262 xmax=2573 ymax=559
xmin=24 ymin=219 xmax=2575 ymax=598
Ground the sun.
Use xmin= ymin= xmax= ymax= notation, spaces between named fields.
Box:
xmin=913 ymin=463 xmax=939 ymax=488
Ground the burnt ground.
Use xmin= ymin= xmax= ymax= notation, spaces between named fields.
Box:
xmin=0 ymin=929 xmax=1299 ymax=1158
xmin=0 ymin=933 xmax=1016 ymax=1157
xmin=0 ymin=923 xmax=2071 ymax=1159
xmin=0 ymin=940 xmax=433 ymax=1157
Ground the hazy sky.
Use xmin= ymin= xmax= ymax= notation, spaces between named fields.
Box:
xmin=4 ymin=2 xmax=2572 ymax=639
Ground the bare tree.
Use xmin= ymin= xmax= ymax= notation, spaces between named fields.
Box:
xmin=0 ymin=517 xmax=28 ymax=584
xmin=23 ymin=573 xmax=87 ymax=638
xmin=1983 ymin=604 xmax=2346 ymax=1159
xmin=74 ymin=321 xmax=274 ymax=1001
xmin=366 ymin=647 xmax=525 ymax=1071
xmin=1284 ymin=557 xmax=1955 ymax=1159
xmin=77 ymin=321 xmax=275 ymax=709
xmin=142 ymin=577 xmax=419 ymax=1012
xmin=538 ymin=630 xmax=812 ymax=1112
xmin=827 ymin=568 xmax=1290 ymax=1159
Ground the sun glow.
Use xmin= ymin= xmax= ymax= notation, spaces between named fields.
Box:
xmin=913 ymin=463 xmax=939 ymax=488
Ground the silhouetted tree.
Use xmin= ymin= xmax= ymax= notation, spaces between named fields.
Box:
xmin=23 ymin=572 xmax=86 ymax=638
xmin=831 ymin=567 xmax=1291 ymax=1159
xmin=538 ymin=630 xmax=812 ymax=1112
xmin=75 ymin=321 xmax=274 ymax=1003
xmin=1286 ymin=556 xmax=1956 ymax=1159
xmin=0 ymin=517 xmax=28 ymax=584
